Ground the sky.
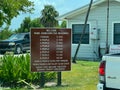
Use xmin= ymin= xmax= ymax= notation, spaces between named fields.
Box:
xmin=10 ymin=0 xmax=96 ymax=30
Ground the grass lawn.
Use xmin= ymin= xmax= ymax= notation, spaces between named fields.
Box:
xmin=44 ymin=60 xmax=99 ymax=90
xmin=0 ymin=60 xmax=99 ymax=90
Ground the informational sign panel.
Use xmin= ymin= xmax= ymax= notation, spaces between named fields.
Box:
xmin=31 ymin=28 xmax=71 ymax=72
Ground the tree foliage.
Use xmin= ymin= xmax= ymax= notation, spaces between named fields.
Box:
xmin=0 ymin=27 xmax=13 ymax=40
xmin=0 ymin=0 xmax=34 ymax=27
xmin=61 ymin=21 xmax=66 ymax=28
xmin=30 ymin=18 xmax=43 ymax=28
xmin=15 ymin=17 xmax=42 ymax=33
xmin=40 ymin=5 xmax=59 ymax=27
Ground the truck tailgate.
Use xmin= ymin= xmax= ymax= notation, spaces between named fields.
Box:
xmin=106 ymin=56 xmax=120 ymax=89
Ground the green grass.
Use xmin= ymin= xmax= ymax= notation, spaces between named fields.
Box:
xmin=44 ymin=60 xmax=99 ymax=90
xmin=0 ymin=60 xmax=99 ymax=90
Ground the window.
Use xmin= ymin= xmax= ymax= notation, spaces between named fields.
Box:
xmin=72 ymin=24 xmax=89 ymax=44
xmin=24 ymin=34 xmax=29 ymax=41
xmin=114 ymin=23 xmax=120 ymax=44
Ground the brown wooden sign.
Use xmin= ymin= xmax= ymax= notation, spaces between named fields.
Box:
xmin=30 ymin=28 xmax=71 ymax=72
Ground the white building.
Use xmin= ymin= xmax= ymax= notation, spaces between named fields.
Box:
xmin=57 ymin=0 xmax=120 ymax=60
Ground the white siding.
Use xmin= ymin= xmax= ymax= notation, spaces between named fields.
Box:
xmin=67 ymin=1 xmax=120 ymax=59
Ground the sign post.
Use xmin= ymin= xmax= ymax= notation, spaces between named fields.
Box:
xmin=31 ymin=28 xmax=71 ymax=86
xmin=57 ymin=72 xmax=61 ymax=86
xmin=40 ymin=72 xmax=45 ymax=87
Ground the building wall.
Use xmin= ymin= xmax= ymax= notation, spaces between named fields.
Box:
xmin=67 ymin=1 xmax=120 ymax=60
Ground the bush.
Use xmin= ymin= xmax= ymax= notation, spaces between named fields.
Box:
xmin=0 ymin=54 xmax=56 ymax=87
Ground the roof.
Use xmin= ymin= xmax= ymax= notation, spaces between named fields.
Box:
xmin=56 ymin=0 xmax=120 ymax=20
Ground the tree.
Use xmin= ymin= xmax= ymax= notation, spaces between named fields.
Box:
xmin=0 ymin=27 xmax=13 ymax=40
xmin=15 ymin=17 xmax=31 ymax=33
xmin=40 ymin=5 xmax=59 ymax=27
xmin=15 ymin=17 xmax=43 ymax=33
xmin=0 ymin=0 xmax=34 ymax=27
xmin=30 ymin=18 xmax=43 ymax=27
xmin=61 ymin=21 xmax=66 ymax=28
xmin=22 ymin=17 xmax=31 ymax=32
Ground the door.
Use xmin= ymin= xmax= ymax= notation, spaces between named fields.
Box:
xmin=22 ymin=34 xmax=30 ymax=50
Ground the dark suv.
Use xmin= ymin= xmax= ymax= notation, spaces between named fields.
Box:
xmin=0 ymin=33 xmax=30 ymax=54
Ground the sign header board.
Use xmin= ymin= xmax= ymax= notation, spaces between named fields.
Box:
xmin=31 ymin=28 xmax=71 ymax=72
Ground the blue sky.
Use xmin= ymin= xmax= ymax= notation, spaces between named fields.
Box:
xmin=10 ymin=0 xmax=96 ymax=30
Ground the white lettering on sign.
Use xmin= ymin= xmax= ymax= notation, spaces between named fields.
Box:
xmin=40 ymin=36 xmax=49 ymax=38
xmin=40 ymin=39 xmax=49 ymax=42
xmin=40 ymin=48 xmax=49 ymax=50
xmin=34 ymin=32 xmax=40 ymax=35
xmin=31 ymin=28 xmax=71 ymax=72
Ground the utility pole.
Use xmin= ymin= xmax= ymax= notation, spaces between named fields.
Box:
xmin=105 ymin=0 xmax=109 ymax=54
xmin=72 ymin=0 xmax=93 ymax=63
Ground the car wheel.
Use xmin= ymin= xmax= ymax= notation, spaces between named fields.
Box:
xmin=15 ymin=46 xmax=22 ymax=54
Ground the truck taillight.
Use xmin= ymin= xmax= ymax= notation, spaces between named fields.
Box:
xmin=99 ymin=61 xmax=106 ymax=76
xmin=99 ymin=61 xmax=106 ymax=83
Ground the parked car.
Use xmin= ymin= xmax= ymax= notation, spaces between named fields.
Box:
xmin=0 ymin=33 xmax=30 ymax=54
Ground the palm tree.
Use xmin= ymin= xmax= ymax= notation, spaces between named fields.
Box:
xmin=40 ymin=5 xmax=59 ymax=27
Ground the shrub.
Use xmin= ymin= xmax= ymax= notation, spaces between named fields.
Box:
xmin=0 ymin=54 xmax=56 ymax=87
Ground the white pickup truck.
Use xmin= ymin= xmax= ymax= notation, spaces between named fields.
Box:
xmin=97 ymin=45 xmax=120 ymax=90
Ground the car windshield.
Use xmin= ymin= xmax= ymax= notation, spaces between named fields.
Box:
xmin=8 ymin=34 xmax=25 ymax=40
